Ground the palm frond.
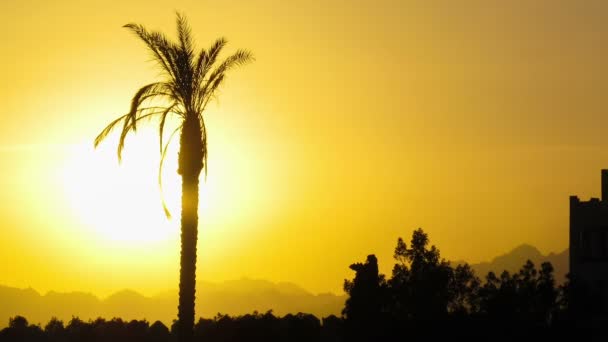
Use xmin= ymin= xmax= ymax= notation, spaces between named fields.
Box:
xmin=127 ymin=83 xmax=172 ymax=131
xmin=94 ymin=105 xmax=169 ymax=149
xmin=159 ymin=103 xmax=177 ymax=154
xmin=94 ymin=113 xmax=129 ymax=147
xmin=117 ymin=112 xmax=133 ymax=162
xmin=158 ymin=125 xmax=182 ymax=219
xmin=207 ymin=38 xmax=227 ymax=67
xmin=124 ymin=24 xmax=176 ymax=80
xmin=209 ymin=49 xmax=255 ymax=81
xmin=194 ymin=37 xmax=226 ymax=86
xmin=197 ymin=49 xmax=254 ymax=111
xmin=126 ymin=108 xmax=173 ymax=131
xmin=151 ymin=31 xmax=181 ymax=82
xmin=200 ymin=74 xmax=225 ymax=112
xmin=200 ymin=117 xmax=208 ymax=179
xmin=117 ymin=109 xmax=171 ymax=162
xmin=176 ymin=12 xmax=194 ymax=57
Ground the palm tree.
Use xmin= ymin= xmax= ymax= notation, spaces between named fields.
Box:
xmin=94 ymin=13 xmax=253 ymax=342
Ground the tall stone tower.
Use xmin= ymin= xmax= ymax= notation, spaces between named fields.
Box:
xmin=569 ymin=169 xmax=608 ymax=313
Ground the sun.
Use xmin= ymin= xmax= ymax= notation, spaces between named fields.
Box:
xmin=60 ymin=130 xmax=181 ymax=244
xmin=58 ymin=116 xmax=268 ymax=249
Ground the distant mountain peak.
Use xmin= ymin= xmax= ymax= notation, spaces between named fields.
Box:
xmin=467 ymin=244 xmax=568 ymax=283
xmin=496 ymin=244 xmax=542 ymax=262
xmin=511 ymin=243 xmax=539 ymax=252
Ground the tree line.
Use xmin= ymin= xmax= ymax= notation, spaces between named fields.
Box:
xmin=0 ymin=228 xmax=598 ymax=342
xmin=341 ymin=228 xmax=584 ymax=341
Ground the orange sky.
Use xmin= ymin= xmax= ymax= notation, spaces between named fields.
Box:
xmin=1 ymin=0 xmax=608 ymax=297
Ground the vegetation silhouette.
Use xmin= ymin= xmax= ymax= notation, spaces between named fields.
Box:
xmin=93 ymin=12 xmax=253 ymax=342
xmin=340 ymin=228 xmax=588 ymax=341
xmin=2 ymin=229 xmax=602 ymax=341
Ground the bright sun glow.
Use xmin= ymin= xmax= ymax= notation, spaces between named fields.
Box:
xmin=58 ymin=112 xmax=269 ymax=250
xmin=60 ymin=131 xmax=180 ymax=244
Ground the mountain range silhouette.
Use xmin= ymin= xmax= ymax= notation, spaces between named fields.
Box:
xmin=0 ymin=279 xmax=346 ymax=328
xmin=0 ymin=244 xmax=568 ymax=328
xmin=459 ymin=244 xmax=568 ymax=283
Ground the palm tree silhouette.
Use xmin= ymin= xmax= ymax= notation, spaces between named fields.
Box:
xmin=94 ymin=13 xmax=253 ymax=342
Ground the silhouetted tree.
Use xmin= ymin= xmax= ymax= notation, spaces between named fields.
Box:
xmin=0 ymin=316 xmax=44 ymax=342
xmin=389 ymin=228 xmax=453 ymax=319
xmin=283 ymin=313 xmax=321 ymax=342
xmin=94 ymin=13 xmax=253 ymax=342
xmin=536 ymin=262 xmax=558 ymax=322
xmin=148 ymin=320 xmax=170 ymax=342
xmin=339 ymin=228 xmax=568 ymax=341
xmin=320 ymin=315 xmax=344 ymax=342
xmin=478 ymin=259 xmax=559 ymax=326
xmin=479 ymin=270 xmax=518 ymax=318
xmin=343 ymin=254 xmax=388 ymax=341
xmin=65 ymin=317 xmax=93 ymax=342
xmin=9 ymin=316 xmax=29 ymax=330
xmin=557 ymin=273 xmax=572 ymax=312
xmin=44 ymin=317 xmax=66 ymax=342
xmin=448 ymin=263 xmax=481 ymax=315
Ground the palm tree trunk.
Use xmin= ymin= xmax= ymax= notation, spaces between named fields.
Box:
xmin=177 ymin=173 xmax=198 ymax=342
xmin=177 ymin=114 xmax=204 ymax=342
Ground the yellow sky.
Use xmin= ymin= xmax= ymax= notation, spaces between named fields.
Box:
xmin=1 ymin=0 xmax=608 ymax=296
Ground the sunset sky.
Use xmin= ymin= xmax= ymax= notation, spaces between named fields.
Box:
xmin=1 ymin=0 xmax=608 ymax=297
